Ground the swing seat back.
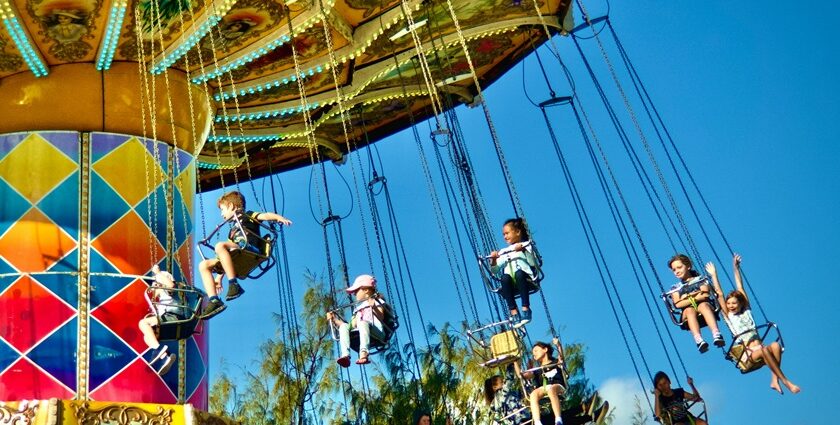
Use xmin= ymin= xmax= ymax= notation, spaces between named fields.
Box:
xmin=147 ymin=285 xmax=205 ymax=342
xmin=479 ymin=241 xmax=545 ymax=296
xmin=346 ymin=303 xmax=398 ymax=355
xmin=481 ymin=330 xmax=523 ymax=368
xmin=727 ymin=344 xmax=764 ymax=374
xmin=484 ymin=268 xmax=543 ymax=296
xmin=678 ymin=304 xmax=720 ymax=331
xmin=661 ymin=281 xmax=721 ymax=330
xmin=157 ymin=313 xmax=201 ymax=341
xmin=658 ymin=399 xmax=706 ymax=425
xmin=211 ymin=234 xmax=274 ymax=279
xmin=724 ymin=322 xmax=782 ymax=374
xmin=348 ymin=328 xmax=388 ymax=354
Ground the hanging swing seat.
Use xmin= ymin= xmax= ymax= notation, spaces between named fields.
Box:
xmin=661 ymin=276 xmax=720 ymax=330
xmin=328 ymin=300 xmax=398 ymax=355
xmin=467 ymin=321 xmax=526 ymax=368
xmin=144 ymin=284 xmax=205 ymax=341
xmin=478 ymin=240 xmax=544 ymax=297
xmin=483 ymin=330 xmax=524 ymax=368
xmin=198 ymin=214 xmax=279 ymax=279
xmin=657 ymin=398 xmax=707 ymax=425
xmin=724 ymin=322 xmax=784 ymax=374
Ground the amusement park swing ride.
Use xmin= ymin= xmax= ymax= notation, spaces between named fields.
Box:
xmin=0 ymin=0 xmax=787 ymax=421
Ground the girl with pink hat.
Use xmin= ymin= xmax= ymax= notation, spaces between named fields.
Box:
xmin=326 ymin=274 xmax=390 ymax=367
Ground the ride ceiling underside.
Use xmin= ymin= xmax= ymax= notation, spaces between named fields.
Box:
xmin=0 ymin=0 xmax=572 ymax=191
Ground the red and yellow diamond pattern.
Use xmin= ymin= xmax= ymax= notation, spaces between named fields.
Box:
xmin=0 ymin=131 xmax=206 ymax=409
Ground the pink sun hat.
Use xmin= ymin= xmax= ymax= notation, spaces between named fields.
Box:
xmin=346 ymin=274 xmax=376 ymax=293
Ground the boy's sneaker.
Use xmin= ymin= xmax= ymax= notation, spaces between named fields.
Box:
xmin=712 ymin=333 xmax=726 ymax=347
xmin=157 ymin=354 xmax=175 ymax=376
xmin=225 ymin=282 xmax=245 ymax=301
xmin=697 ymin=340 xmax=709 ymax=353
xmin=150 ymin=346 xmax=168 ymax=365
xmin=509 ymin=313 xmax=521 ymax=328
xmin=519 ymin=309 xmax=532 ymax=326
xmin=200 ymin=298 xmax=227 ymax=320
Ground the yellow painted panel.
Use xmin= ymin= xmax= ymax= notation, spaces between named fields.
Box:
xmin=0 ymin=63 xmax=212 ymax=154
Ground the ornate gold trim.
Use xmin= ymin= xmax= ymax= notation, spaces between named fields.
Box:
xmin=0 ymin=400 xmax=38 ymax=424
xmin=72 ymin=402 xmax=175 ymax=424
xmin=77 ymin=132 xmax=91 ymax=400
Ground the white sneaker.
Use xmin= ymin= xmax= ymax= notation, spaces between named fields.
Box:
xmin=151 ymin=346 xmax=168 ymax=364
xmin=157 ymin=354 xmax=175 ymax=376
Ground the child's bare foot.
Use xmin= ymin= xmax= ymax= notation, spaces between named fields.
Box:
xmin=784 ymin=380 xmax=801 ymax=394
xmin=770 ymin=380 xmax=783 ymax=394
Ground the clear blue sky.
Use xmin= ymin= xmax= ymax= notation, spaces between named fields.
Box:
xmin=200 ymin=1 xmax=838 ymax=423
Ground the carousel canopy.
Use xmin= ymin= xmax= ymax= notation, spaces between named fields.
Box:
xmin=0 ymin=0 xmax=572 ymax=190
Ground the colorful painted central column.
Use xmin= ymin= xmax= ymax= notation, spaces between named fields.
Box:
xmin=0 ymin=63 xmax=212 ymax=409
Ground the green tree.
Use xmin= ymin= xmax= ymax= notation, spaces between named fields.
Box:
xmin=209 ymin=273 xmax=339 ymax=424
xmin=208 ymin=277 xmax=601 ymax=424
xmin=631 ymin=394 xmax=650 ymax=425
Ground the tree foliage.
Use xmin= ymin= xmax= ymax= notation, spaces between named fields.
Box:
xmin=209 ymin=276 xmax=599 ymax=424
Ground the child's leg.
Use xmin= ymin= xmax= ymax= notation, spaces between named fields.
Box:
xmin=199 ymin=259 xmax=220 ymax=297
xmin=530 ymin=387 xmax=546 ymax=425
xmin=761 ymin=341 xmax=799 ymax=393
xmin=338 ymin=322 xmax=351 ymax=358
xmin=514 ymin=270 xmax=531 ymax=312
xmin=215 ymin=241 xmax=240 ymax=281
xmin=546 ymin=384 xmax=564 ymax=421
xmin=138 ymin=316 xmax=160 ymax=349
xmin=696 ymin=302 xmax=721 ymax=334
xmin=498 ymin=275 xmax=519 ymax=315
xmin=357 ymin=321 xmax=371 ymax=359
xmin=682 ymin=308 xmax=702 ymax=339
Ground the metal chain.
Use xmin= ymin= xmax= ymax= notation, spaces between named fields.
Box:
xmin=134 ymin=6 xmax=158 ymax=269
xmin=201 ymin=0 xmax=241 ymax=189
xmin=443 ymin=0 xmax=526 ymax=219
xmin=398 ymin=0 xmax=444 ymax=126
xmin=574 ymin=0 xmax=702 ymax=261
xmin=318 ymin=0 xmax=375 ymax=273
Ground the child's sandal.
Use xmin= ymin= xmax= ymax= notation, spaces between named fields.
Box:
xmin=337 ymin=355 xmax=351 ymax=368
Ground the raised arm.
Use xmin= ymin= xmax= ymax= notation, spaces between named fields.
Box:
xmin=684 ymin=376 xmax=701 ymax=401
xmin=705 ymin=262 xmax=725 ymax=303
xmin=552 ymin=337 xmax=565 ymax=365
xmin=255 ymin=212 xmax=292 ymax=226
xmin=732 ymin=253 xmax=750 ymax=305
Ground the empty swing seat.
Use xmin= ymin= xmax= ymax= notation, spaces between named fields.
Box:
xmin=480 ymin=330 xmax=523 ymax=368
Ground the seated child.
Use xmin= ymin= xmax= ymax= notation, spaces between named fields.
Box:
xmin=481 ymin=364 xmax=531 ymax=425
xmin=708 ymin=254 xmax=800 ymax=394
xmin=653 ymin=372 xmax=707 ymax=425
xmin=138 ymin=265 xmax=180 ymax=375
xmin=521 ymin=338 xmax=566 ymax=425
xmin=326 ymin=274 xmax=389 ymax=367
xmin=489 ymin=218 xmax=538 ymax=328
xmin=199 ymin=190 xmax=291 ymax=319
xmin=667 ymin=254 xmax=724 ymax=352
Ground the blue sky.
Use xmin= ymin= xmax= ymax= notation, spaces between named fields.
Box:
xmin=200 ymin=1 xmax=839 ymax=423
